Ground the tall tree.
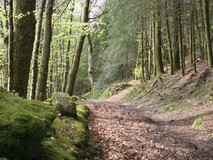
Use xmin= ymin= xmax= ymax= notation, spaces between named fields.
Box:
xmin=13 ymin=0 xmax=36 ymax=97
xmin=36 ymin=0 xmax=54 ymax=101
xmin=7 ymin=0 xmax=13 ymax=91
xmin=2 ymin=0 xmax=9 ymax=89
xmin=87 ymin=34 xmax=94 ymax=87
xmin=30 ymin=0 xmax=46 ymax=100
xmin=178 ymin=0 xmax=184 ymax=76
xmin=155 ymin=2 xmax=164 ymax=77
xmin=62 ymin=0 xmax=75 ymax=92
xmin=190 ymin=0 xmax=196 ymax=73
xmin=203 ymin=0 xmax=213 ymax=68
xmin=172 ymin=0 xmax=180 ymax=72
xmin=165 ymin=0 xmax=174 ymax=75
xmin=65 ymin=0 xmax=90 ymax=96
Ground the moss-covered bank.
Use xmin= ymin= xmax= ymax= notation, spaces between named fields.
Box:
xmin=0 ymin=88 xmax=97 ymax=160
xmin=0 ymin=88 xmax=56 ymax=160
xmin=36 ymin=105 xmax=98 ymax=160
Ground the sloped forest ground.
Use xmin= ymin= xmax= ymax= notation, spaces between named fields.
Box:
xmin=86 ymin=60 xmax=213 ymax=160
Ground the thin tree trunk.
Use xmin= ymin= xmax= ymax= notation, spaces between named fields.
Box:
xmin=2 ymin=0 xmax=9 ymax=89
xmin=173 ymin=0 xmax=180 ymax=72
xmin=65 ymin=0 xmax=90 ymax=96
xmin=203 ymin=0 xmax=213 ymax=68
xmin=62 ymin=0 xmax=75 ymax=92
xmin=152 ymin=12 xmax=157 ymax=77
xmin=165 ymin=0 xmax=174 ymax=75
xmin=155 ymin=3 xmax=164 ymax=77
xmin=191 ymin=0 xmax=197 ymax=73
xmin=87 ymin=34 xmax=94 ymax=87
xmin=62 ymin=40 xmax=70 ymax=92
xmin=145 ymin=30 xmax=150 ymax=80
xmin=30 ymin=0 xmax=46 ymax=100
xmin=13 ymin=0 xmax=36 ymax=97
xmin=141 ymin=32 xmax=145 ymax=82
xmin=178 ymin=1 xmax=184 ymax=76
xmin=36 ymin=0 xmax=54 ymax=101
xmin=149 ymin=18 xmax=153 ymax=76
xmin=7 ymin=0 xmax=13 ymax=91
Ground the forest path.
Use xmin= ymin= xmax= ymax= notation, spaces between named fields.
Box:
xmin=85 ymin=86 xmax=213 ymax=160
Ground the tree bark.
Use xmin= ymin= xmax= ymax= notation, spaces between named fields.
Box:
xmin=178 ymin=1 xmax=185 ymax=76
xmin=87 ymin=34 xmax=94 ymax=87
xmin=190 ymin=0 xmax=197 ymax=73
xmin=30 ymin=0 xmax=46 ymax=100
xmin=13 ymin=0 xmax=36 ymax=97
xmin=7 ymin=0 xmax=14 ymax=91
xmin=2 ymin=0 xmax=8 ymax=89
xmin=36 ymin=0 xmax=54 ymax=100
xmin=165 ymin=0 xmax=174 ymax=75
xmin=203 ymin=0 xmax=213 ymax=68
xmin=62 ymin=0 xmax=75 ymax=92
xmin=172 ymin=0 xmax=180 ymax=71
xmin=65 ymin=0 xmax=90 ymax=96
xmin=155 ymin=2 xmax=164 ymax=77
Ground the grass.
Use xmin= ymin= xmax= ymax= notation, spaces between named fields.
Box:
xmin=163 ymin=102 xmax=193 ymax=112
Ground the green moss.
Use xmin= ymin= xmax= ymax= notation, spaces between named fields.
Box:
xmin=163 ymin=102 xmax=192 ymax=112
xmin=38 ymin=105 xmax=98 ymax=160
xmin=192 ymin=118 xmax=203 ymax=129
xmin=124 ymin=82 xmax=149 ymax=100
xmin=0 ymin=88 xmax=56 ymax=160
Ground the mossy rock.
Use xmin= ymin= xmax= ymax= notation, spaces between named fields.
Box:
xmin=0 ymin=87 xmax=56 ymax=160
xmin=52 ymin=92 xmax=77 ymax=118
xmin=37 ymin=105 xmax=98 ymax=160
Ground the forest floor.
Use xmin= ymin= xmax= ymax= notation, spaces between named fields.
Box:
xmin=85 ymin=61 xmax=213 ymax=160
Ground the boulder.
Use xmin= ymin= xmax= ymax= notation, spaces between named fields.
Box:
xmin=52 ymin=92 xmax=77 ymax=118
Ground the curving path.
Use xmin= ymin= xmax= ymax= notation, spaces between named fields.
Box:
xmin=86 ymin=87 xmax=213 ymax=160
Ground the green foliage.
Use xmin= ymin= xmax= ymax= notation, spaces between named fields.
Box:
xmin=192 ymin=118 xmax=203 ymax=129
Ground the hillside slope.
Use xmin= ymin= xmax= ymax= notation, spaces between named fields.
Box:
xmin=86 ymin=60 xmax=213 ymax=159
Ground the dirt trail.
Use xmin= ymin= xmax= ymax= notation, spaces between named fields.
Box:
xmin=86 ymin=86 xmax=213 ymax=160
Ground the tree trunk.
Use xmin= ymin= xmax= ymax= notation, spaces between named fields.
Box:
xmin=178 ymin=1 xmax=185 ymax=76
xmin=30 ymin=0 xmax=46 ymax=100
xmin=36 ymin=0 xmax=54 ymax=101
xmin=13 ymin=0 xmax=36 ymax=97
xmin=149 ymin=17 xmax=153 ymax=76
xmin=7 ymin=0 xmax=14 ymax=91
xmin=2 ymin=0 xmax=8 ymax=89
xmin=62 ymin=0 xmax=75 ymax=92
xmin=141 ymin=32 xmax=145 ymax=82
xmin=165 ymin=0 xmax=174 ymax=75
xmin=190 ymin=0 xmax=197 ymax=73
xmin=155 ymin=3 xmax=164 ymax=77
xmin=203 ymin=0 xmax=213 ymax=68
xmin=173 ymin=0 xmax=180 ymax=71
xmin=65 ymin=0 xmax=90 ymax=96
xmin=87 ymin=34 xmax=94 ymax=87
